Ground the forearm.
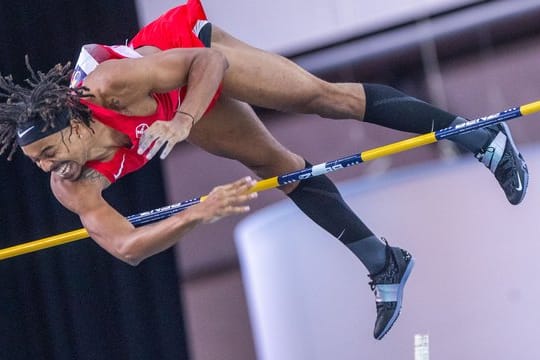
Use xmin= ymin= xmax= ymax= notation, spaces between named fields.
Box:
xmin=129 ymin=48 xmax=230 ymax=159
xmin=77 ymin=177 xmax=255 ymax=266
xmin=83 ymin=206 xmax=203 ymax=266
xmin=117 ymin=209 xmax=202 ymax=265
xmin=176 ymin=48 xmax=229 ymax=123
xmin=108 ymin=176 xmax=256 ymax=265
xmin=111 ymin=48 xmax=228 ymax=123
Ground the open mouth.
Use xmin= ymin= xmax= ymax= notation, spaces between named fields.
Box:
xmin=53 ymin=162 xmax=80 ymax=180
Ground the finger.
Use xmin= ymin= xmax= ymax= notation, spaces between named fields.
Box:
xmin=231 ymin=205 xmax=251 ymax=214
xmin=146 ymin=139 xmax=167 ymax=160
xmin=237 ymin=176 xmax=253 ymax=184
xmin=216 ymin=177 xmax=250 ymax=193
xmin=234 ymin=192 xmax=258 ymax=204
xmin=207 ymin=177 xmax=255 ymax=201
xmin=221 ymin=179 xmax=255 ymax=198
xmin=223 ymin=205 xmax=251 ymax=216
xmin=205 ymin=205 xmax=246 ymax=224
xmin=237 ymin=178 xmax=258 ymax=194
xmin=232 ymin=176 xmax=255 ymax=189
xmin=159 ymin=142 xmax=175 ymax=160
xmin=138 ymin=132 xmax=156 ymax=155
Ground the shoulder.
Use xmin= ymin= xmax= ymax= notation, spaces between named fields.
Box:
xmin=84 ymin=58 xmax=153 ymax=110
xmin=50 ymin=168 xmax=111 ymax=215
xmin=84 ymin=60 xmax=132 ymax=95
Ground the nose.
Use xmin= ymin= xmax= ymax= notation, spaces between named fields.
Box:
xmin=37 ymin=159 xmax=55 ymax=173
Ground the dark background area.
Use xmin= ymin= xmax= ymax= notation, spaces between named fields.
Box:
xmin=0 ymin=1 xmax=189 ymax=359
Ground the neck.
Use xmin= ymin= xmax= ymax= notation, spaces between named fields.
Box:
xmin=85 ymin=120 xmax=131 ymax=162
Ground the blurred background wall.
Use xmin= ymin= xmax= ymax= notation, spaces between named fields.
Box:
xmin=2 ymin=0 xmax=540 ymax=359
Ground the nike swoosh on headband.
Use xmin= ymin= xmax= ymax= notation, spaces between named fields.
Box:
xmin=17 ymin=126 xmax=36 ymax=138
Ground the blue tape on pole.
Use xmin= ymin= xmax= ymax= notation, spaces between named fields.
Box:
xmin=435 ymin=108 xmax=521 ymax=140
xmin=127 ymin=198 xmax=201 ymax=226
xmin=278 ymin=154 xmax=363 ymax=185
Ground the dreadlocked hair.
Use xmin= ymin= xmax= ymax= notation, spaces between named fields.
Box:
xmin=0 ymin=56 xmax=94 ymax=160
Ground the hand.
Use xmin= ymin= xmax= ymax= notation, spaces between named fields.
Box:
xmin=137 ymin=112 xmax=195 ymax=160
xmin=192 ymin=177 xmax=258 ymax=224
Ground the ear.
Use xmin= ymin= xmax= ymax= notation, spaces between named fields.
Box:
xmin=70 ymin=119 xmax=83 ymax=138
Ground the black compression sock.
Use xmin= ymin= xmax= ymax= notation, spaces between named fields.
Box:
xmin=363 ymin=83 xmax=493 ymax=154
xmin=287 ymin=161 xmax=386 ymax=273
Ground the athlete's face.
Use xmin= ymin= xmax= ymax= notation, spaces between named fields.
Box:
xmin=21 ymin=124 xmax=87 ymax=181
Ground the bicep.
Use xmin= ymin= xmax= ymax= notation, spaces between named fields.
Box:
xmin=50 ymin=173 xmax=134 ymax=258
xmin=141 ymin=49 xmax=195 ymax=92
xmin=101 ymin=49 xmax=199 ymax=95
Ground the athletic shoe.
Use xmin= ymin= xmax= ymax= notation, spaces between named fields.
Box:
xmin=475 ymin=122 xmax=529 ymax=205
xmin=369 ymin=241 xmax=414 ymax=340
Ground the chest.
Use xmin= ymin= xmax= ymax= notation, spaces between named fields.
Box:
xmin=107 ymin=95 xmax=158 ymax=118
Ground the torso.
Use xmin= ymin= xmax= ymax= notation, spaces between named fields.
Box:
xmin=78 ymin=73 xmax=179 ymax=184
xmin=50 ymin=72 xmax=176 ymax=202
xmin=67 ymin=44 xmax=179 ymax=185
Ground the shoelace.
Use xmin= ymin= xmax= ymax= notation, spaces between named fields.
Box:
xmin=480 ymin=132 xmax=524 ymax=191
xmin=479 ymin=146 xmax=496 ymax=169
xmin=368 ymin=241 xmax=396 ymax=291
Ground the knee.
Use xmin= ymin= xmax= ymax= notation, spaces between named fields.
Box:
xmin=245 ymin=152 xmax=305 ymax=194
xmin=246 ymin=153 xmax=304 ymax=179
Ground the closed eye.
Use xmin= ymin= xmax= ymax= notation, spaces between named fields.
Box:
xmin=40 ymin=146 xmax=57 ymax=159
xmin=26 ymin=145 xmax=56 ymax=163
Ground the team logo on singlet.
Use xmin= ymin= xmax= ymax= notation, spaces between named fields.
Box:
xmin=70 ymin=69 xmax=85 ymax=88
xmin=135 ymin=123 xmax=149 ymax=139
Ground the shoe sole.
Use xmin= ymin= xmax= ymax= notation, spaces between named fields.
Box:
xmin=375 ymin=257 xmax=415 ymax=340
xmin=498 ymin=122 xmax=529 ymax=205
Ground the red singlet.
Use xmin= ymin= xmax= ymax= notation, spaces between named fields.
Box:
xmin=129 ymin=0 xmax=222 ymax=111
xmin=81 ymin=92 xmax=179 ymax=183
xmin=72 ymin=44 xmax=179 ymax=183
xmin=130 ymin=0 xmax=210 ymax=50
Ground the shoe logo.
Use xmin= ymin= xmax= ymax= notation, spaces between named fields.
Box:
xmin=516 ymin=173 xmax=523 ymax=191
xmin=17 ymin=125 xmax=35 ymax=138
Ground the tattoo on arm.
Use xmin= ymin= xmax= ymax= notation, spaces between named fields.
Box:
xmin=80 ymin=168 xmax=111 ymax=190
xmin=109 ymin=98 xmax=122 ymax=110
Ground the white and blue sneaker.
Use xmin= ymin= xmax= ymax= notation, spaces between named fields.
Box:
xmin=368 ymin=240 xmax=414 ymax=340
xmin=475 ymin=122 xmax=529 ymax=205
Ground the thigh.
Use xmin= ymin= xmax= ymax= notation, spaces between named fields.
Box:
xmin=188 ymin=96 xmax=305 ymax=183
xmin=210 ymin=25 xmax=331 ymax=113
